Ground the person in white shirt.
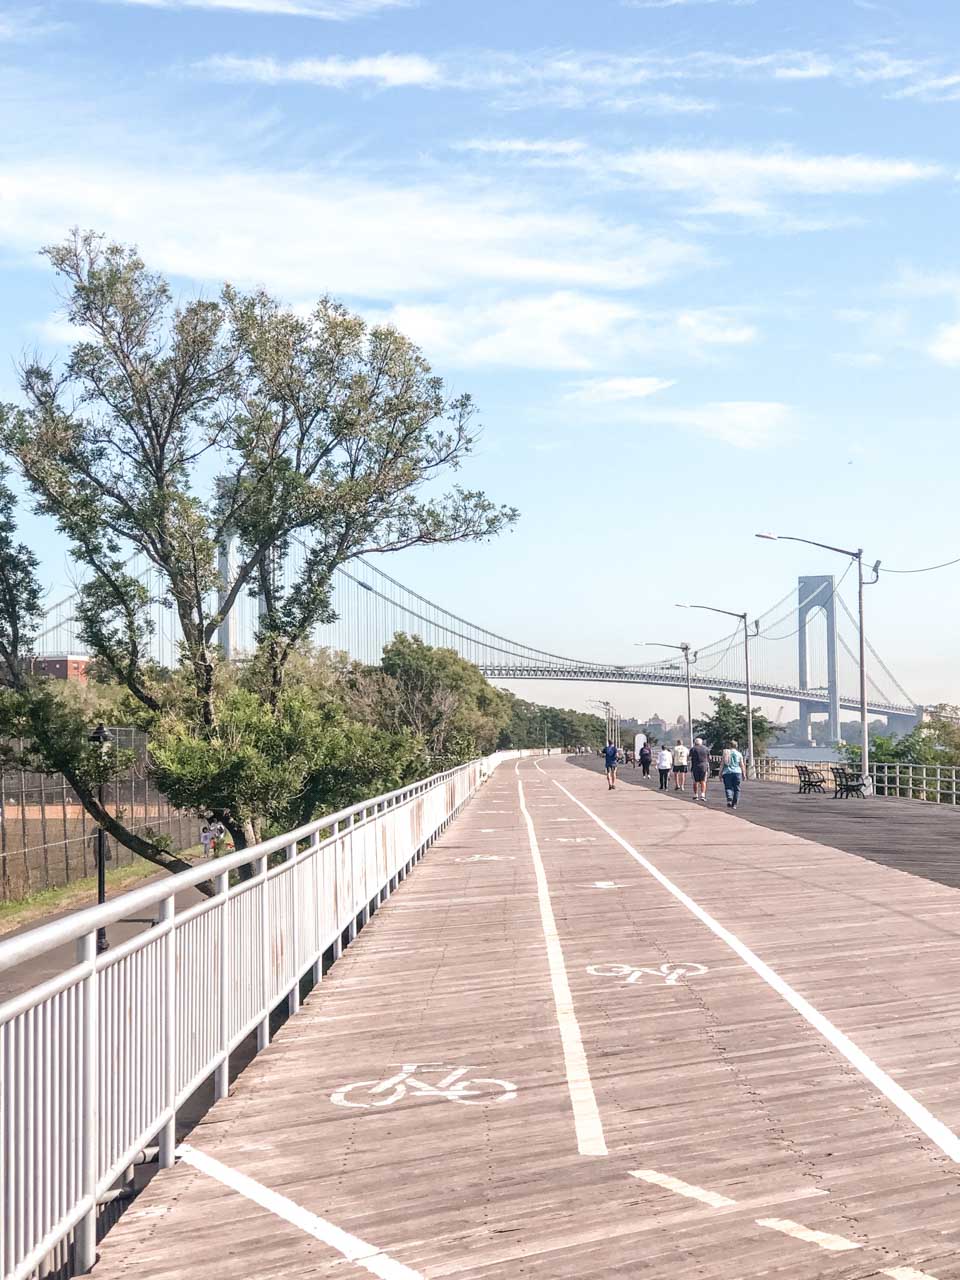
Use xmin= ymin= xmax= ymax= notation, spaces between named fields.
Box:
xmin=672 ymin=739 xmax=689 ymax=791
xmin=656 ymin=746 xmax=673 ymax=791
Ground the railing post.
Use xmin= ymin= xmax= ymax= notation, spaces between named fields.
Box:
xmin=75 ymin=930 xmax=98 ymax=1274
xmin=257 ymin=855 xmax=270 ymax=1051
xmin=214 ymin=871 xmax=229 ymax=1101
xmin=287 ymin=841 xmax=300 ymax=1015
xmin=159 ymin=895 xmax=176 ymax=1168
xmin=310 ymin=831 xmax=323 ymax=984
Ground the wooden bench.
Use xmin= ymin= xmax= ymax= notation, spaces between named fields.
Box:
xmin=796 ymin=764 xmax=826 ymax=794
xmin=831 ymin=766 xmax=867 ymax=799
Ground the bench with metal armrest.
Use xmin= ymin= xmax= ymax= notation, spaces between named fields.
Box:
xmin=796 ymin=764 xmax=827 ymax=794
xmin=831 ymin=765 xmax=866 ymax=798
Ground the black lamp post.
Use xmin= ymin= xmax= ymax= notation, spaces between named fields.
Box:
xmin=88 ymin=723 xmax=110 ymax=953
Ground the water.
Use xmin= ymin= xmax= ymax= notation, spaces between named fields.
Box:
xmin=767 ymin=745 xmax=842 ymax=762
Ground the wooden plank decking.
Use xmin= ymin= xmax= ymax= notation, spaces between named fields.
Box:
xmin=92 ymin=757 xmax=960 ymax=1279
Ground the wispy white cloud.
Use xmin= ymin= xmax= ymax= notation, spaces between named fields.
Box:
xmin=0 ymin=7 xmax=65 ymax=40
xmin=624 ymin=0 xmax=756 ymax=7
xmin=371 ymin=297 xmax=756 ymax=370
xmin=928 ymin=323 xmax=960 ymax=366
xmin=101 ymin=0 xmax=411 ymax=18
xmin=0 ymin=158 xmax=702 ymax=301
xmin=631 ymin=400 xmax=790 ymax=447
xmin=833 ymin=351 xmax=883 ymax=368
xmin=564 ymin=376 xmax=676 ymax=403
xmin=201 ymin=52 xmax=440 ymax=88
xmin=190 ymin=45 xmax=951 ymax=111
xmin=456 ymin=141 xmax=942 ymax=221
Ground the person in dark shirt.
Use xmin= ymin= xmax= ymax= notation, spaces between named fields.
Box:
xmin=603 ymin=741 xmax=619 ymax=790
xmin=690 ymin=737 xmax=711 ymax=802
xmin=638 ymin=743 xmax=652 ymax=778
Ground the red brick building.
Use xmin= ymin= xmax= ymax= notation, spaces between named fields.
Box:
xmin=32 ymin=655 xmax=91 ymax=683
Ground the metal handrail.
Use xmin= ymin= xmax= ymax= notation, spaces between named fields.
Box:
xmin=0 ymin=749 xmax=537 ymax=1280
xmin=0 ymin=760 xmax=469 ymax=973
xmin=756 ymin=756 xmax=960 ymax=806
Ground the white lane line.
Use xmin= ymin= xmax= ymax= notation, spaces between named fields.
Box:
xmin=629 ymin=1169 xmax=735 ymax=1208
xmin=552 ymin=777 xmax=960 ymax=1165
xmin=177 ymin=1144 xmax=422 ymax=1280
xmin=517 ymin=779 xmax=607 ymax=1157
xmin=883 ymin=1268 xmax=941 ymax=1280
xmin=755 ymin=1218 xmax=860 ymax=1252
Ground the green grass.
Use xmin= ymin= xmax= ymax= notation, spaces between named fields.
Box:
xmin=0 ymin=848 xmax=203 ymax=937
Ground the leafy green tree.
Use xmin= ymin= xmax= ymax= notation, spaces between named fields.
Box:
xmin=693 ymin=693 xmax=779 ymax=756
xmin=0 ymin=231 xmax=516 ymax=874
xmin=368 ymin=635 xmax=511 ymax=762
xmin=495 ymin=695 xmax=604 ymax=750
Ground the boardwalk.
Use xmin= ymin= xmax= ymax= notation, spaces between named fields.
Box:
xmin=93 ymin=757 xmax=960 ymax=1280
xmin=571 ymin=754 xmax=960 ymax=890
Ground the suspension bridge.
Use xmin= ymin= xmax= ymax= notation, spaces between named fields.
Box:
xmin=34 ymin=547 xmax=921 ymax=736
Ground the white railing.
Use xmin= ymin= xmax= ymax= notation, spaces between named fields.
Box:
xmin=0 ymin=750 xmax=532 ymax=1280
xmin=871 ymin=762 xmax=960 ymax=804
xmin=756 ymin=756 xmax=960 ymax=804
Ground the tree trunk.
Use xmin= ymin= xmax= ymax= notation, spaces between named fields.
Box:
xmin=61 ymin=763 xmax=216 ymax=897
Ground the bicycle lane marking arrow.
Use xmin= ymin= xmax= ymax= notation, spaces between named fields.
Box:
xmin=177 ymin=1144 xmax=423 ymax=1280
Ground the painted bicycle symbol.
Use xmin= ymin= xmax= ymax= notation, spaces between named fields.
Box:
xmin=330 ymin=1063 xmax=518 ymax=1109
xmin=587 ymin=962 xmax=709 ymax=986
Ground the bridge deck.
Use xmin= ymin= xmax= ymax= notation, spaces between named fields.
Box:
xmin=93 ymin=757 xmax=960 ymax=1280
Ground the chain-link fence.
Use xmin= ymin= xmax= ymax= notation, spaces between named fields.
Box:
xmin=0 ymin=728 xmax=203 ymax=902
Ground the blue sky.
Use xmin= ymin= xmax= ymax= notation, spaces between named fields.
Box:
xmin=1 ymin=0 xmax=959 ymax=721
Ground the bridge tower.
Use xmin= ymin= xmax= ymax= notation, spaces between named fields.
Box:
xmin=798 ymin=575 xmax=840 ymax=744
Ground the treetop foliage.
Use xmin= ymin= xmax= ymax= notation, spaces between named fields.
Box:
xmin=0 ymin=231 xmax=519 ymax=879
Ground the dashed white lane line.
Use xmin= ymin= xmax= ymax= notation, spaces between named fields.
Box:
xmin=517 ymin=779 xmax=607 ymax=1158
xmin=631 ymin=1167 xmax=939 ymax=1278
xmin=551 ymin=776 xmax=960 ymax=1166
xmin=176 ymin=1144 xmax=422 ymax=1280
xmin=755 ymin=1218 xmax=860 ymax=1252
xmin=629 ymin=1170 xmax=735 ymax=1208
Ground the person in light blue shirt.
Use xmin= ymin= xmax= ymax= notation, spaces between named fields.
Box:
xmin=603 ymin=741 xmax=619 ymax=790
xmin=721 ymin=740 xmax=745 ymax=809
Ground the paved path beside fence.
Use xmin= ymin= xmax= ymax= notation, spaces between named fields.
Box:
xmin=92 ymin=756 xmax=960 ymax=1279
xmin=572 ymin=754 xmax=960 ymax=890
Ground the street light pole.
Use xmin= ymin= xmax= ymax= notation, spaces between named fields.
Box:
xmin=88 ymin=722 xmax=110 ymax=953
xmin=677 ymin=604 xmax=758 ymax=778
xmin=857 ymin=548 xmax=868 ymax=783
xmin=742 ymin=614 xmax=755 ymax=778
xmin=638 ymin=642 xmax=693 ymax=746
xmin=757 ymin=533 xmax=876 ymax=786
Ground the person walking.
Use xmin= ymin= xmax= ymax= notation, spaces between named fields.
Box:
xmin=690 ymin=737 xmax=711 ymax=802
xmin=672 ymin=739 xmax=689 ymax=792
xmin=657 ymin=744 xmax=673 ymax=791
xmin=639 ymin=743 xmax=653 ymax=778
xmin=603 ymin=740 xmax=619 ymax=790
xmin=721 ymin=739 xmax=745 ymax=809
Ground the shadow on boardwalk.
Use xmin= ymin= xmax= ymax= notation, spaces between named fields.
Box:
xmin=571 ymin=754 xmax=960 ymax=891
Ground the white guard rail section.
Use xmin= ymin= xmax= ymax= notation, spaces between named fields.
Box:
xmin=0 ymin=750 xmax=536 ymax=1280
xmin=756 ymin=757 xmax=960 ymax=804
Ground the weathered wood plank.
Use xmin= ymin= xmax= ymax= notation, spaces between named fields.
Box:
xmin=93 ymin=758 xmax=960 ymax=1279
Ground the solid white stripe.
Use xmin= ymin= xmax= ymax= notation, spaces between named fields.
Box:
xmin=883 ymin=1269 xmax=940 ymax=1279
xmin=177 ymin=1145 xmax=423 ymax=1280
xmin=517 ymin=779 xmax=608 ymax=1156
xmin=756 ymin=1218 xmax=860 ymax=1251
xmin=629 ymin=1169 xmax=735 ymax=1207
xmin=552 ymin=778 xmax=960 ymax=1165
